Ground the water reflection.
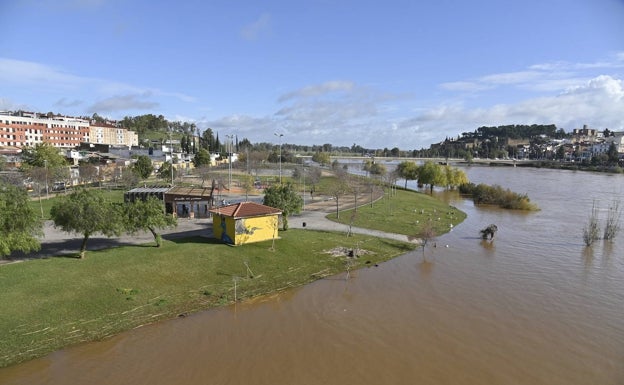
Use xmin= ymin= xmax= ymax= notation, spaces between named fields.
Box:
xmin=418 ymin=259 xmax=434 ymax=277
xmin=479 ymin=238 xmax=496 ymax=253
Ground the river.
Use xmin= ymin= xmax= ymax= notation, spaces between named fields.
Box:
xmin=1 ymin=166 xmax=623 ymax=384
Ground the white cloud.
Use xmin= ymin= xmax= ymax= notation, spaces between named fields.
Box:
xmin=442 ymin=52 xmax=624 ymax=96
xmin=0 ymin=57 xmax=195 ymax=115
xmin=277 ymin=81 xmax=356 ymax=102
xmin=0 ymin=98 xmax=30 ymax=112
xmin=88 ymin=93 xmax=159 ymax=113
xmin=54 ymin=98 xmax=84 ymax=108
xmin=410 ymin=75 xmax=624 ymax=136
xmin=0 ymin=58 xmax=88 ymax=90
xmin=240 ymin=13 xmax=271 ymax=41
xmin=198 ymin=73 xmax=624 ymax=149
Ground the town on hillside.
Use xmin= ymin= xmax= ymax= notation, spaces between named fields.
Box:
xmin=425 ymin=124 xmax=624 ymax=165
xmin=2 ymin=111 xmax=624 ymax=193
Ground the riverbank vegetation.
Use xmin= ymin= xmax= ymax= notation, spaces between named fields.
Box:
xmin=0 ymin=230 xmax=415 ymax=368
xmin=459 ymin=183 xmax=539 ymax=211
xmin=327 ymin=188 xmax=466 ymax=236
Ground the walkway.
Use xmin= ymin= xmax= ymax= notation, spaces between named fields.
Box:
xmin=2 ymin=192 xmax=416 ymax=264
xmin=292 ymin=209 xmax=414 ymax=243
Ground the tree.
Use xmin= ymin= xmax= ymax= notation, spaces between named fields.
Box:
xmin=263 ymin=182 xmax=303 ymax=230
xmin=50 ymin=189 xmax=122 ymax=258
xmin=193 ymin=148 xmax=212 ymax=167
xmin=396 ymin=161 xmax=419 ymax=189
xmin=158 ymin=161 xmax=177 ymax=182
xmin=418 ymin=161 xmax=445 ymax=193
xmin=122 ymin=197 xmax=177 ymax=247
xmin=326 ymin=174 xmax=350 ymax=219
xmin=444 ymin=165 xmax=468 ymax=189
xmin=118 ymin=166 xmax=139 ymax=189
xmin=312 ymin=152 xmax=331 ymax=166
xmin=78 ymin=163 xmax=98 ymax=186
xmin=201 ymin=128 xmax=215 ymax=150
xmin=0 ymin=182 xmax=42 ymax=257
xmin=20 ymin=143 xmax=67 ymax=169
xmin=180 ymin=135 xmax=188 ymax=154
xmin=607 ymin=141 xmax=619 ymax=166
xmin=133 ymin=155 xmax=153 ymax=179
xmin=26 ymin=166 xmax=48 ymax=196
xmin=239 ymin=174 xmax=255 ymax=201
xmin=369 ymin=162 xmax=387 ymax=179
xmin=411 ymin=222 xmax=436 ymax=259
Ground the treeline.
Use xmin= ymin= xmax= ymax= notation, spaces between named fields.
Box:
xmin=462 ymin=124 xmax=563 ymax=140
xmin=119 ymin=114 xmax=198 ymax=136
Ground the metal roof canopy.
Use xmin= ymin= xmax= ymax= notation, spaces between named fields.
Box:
xmin=165 ymin=186 xmax=214 ymax=201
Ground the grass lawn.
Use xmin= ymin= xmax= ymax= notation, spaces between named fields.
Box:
xmin=327 ymin=188 xmax=467 ymax=237
xmin=0 ymin=229 xmax=415 ymax=368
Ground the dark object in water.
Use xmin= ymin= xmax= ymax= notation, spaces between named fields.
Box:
xmin=480 ymin=224 xmax=498 ymax=240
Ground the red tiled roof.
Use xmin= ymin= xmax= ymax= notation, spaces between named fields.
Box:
xmin=209 ymin=202 xmax=282 ymax=218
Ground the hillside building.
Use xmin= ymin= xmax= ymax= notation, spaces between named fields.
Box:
xmin=0 ymin=111 xmax=137 ymax=149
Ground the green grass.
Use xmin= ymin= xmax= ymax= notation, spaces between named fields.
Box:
xmin=327 ymin=188 xmax=467 ymax=237
xmin=0 ymin=230 xmax=415 ymax=367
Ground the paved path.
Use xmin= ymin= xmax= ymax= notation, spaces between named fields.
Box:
xmin=292 ymin=210 xmax=414 ymax=243
xmin=2 ymin=195 xmax=416 ymax=264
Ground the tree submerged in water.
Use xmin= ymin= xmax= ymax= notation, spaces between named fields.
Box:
xmin=480 ymin=224 xmax=498 ymax=240
xmin=583 ymin=199 xmax=621 ymax=246
xmin=583 ymin=201 xmax=601 ymax=247
xmin=603 ymin=200 xmax=621 ymax=241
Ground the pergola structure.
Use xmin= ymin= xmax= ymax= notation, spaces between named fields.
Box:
xmin=164 ymin=186 xmax=215 ymax=218
xmin=124 ymin=185 xmax=216 ymax=219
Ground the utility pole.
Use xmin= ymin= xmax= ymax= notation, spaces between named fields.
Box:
xmin=44 ymin=159 xmax=49 ymax=200
xmin=274 ymin=132 xmax=283 ymax=183
xmin=226 ymin=134 xmax=234 ymax=190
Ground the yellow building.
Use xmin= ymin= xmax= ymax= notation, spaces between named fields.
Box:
xmin=209 ymin=202 xmax=282 ymax=245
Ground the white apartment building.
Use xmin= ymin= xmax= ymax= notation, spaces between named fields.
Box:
xmin=0 ymin=111 xmax=138 ymax=149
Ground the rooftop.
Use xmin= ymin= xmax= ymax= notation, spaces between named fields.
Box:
xmin=209 ymin=202 xmax=282 ymax=218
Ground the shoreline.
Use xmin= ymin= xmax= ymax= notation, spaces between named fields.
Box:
xmin=1 ymin=188 xmax=460 ymax=368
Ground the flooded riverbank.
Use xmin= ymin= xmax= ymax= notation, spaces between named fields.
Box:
xmin=1 ymin=166 xmax=622 ymax=384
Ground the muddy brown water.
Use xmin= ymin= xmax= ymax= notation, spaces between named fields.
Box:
xmin=1 ymin=166 xmax=623 ymax=384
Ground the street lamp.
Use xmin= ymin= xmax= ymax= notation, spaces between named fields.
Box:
xmin=274 ymin=132 xmax=283 ymax=183
xmin=168 ymin=127 xmax=174 ymax=186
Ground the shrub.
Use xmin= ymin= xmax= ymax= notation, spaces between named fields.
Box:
xmin=459 ymin=183 xmax=538 ymax=211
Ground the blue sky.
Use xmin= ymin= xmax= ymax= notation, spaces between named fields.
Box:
xmin=1 ymin=0 xmax=623 ymax=149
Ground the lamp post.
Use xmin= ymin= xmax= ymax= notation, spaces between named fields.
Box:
xmin=302 ymin=163 xmax=306 ymax=211
xmin=169 ymin=127 xmax=174 ymax=186
xmin=274 ymin=132 xmax=283 ymax=183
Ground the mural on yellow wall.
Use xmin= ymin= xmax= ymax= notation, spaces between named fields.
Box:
xmin=209 ymin=202 xmax=282 ymax=246
xmin=234 ymin=216 xmax=279 ymax=245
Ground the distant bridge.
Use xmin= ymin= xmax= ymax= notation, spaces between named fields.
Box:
xmin=318 ymin=155 xmax=539 ymax=166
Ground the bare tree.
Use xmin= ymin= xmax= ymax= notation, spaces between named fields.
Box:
xmin=327 ymin=170 xmax=350 ymax=219
xmin=420 ymin=223 xmax=436 ymax=258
